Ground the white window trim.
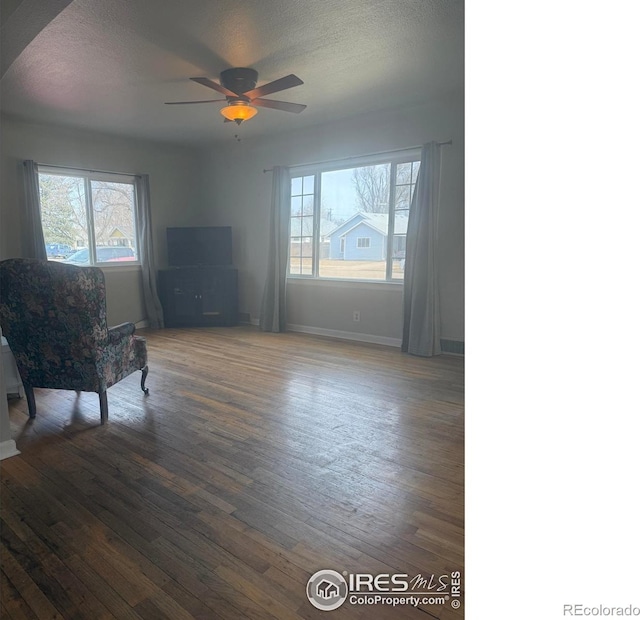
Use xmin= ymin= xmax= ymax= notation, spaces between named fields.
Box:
xmin=291 ymin=148 xmax=421 ymax=177
xmin=288 ymin=276 xmax=402 ymax=291
xmin=99 ymin=264 xmax=142 ymax=273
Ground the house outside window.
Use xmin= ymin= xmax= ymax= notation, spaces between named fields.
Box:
xmin=288 ymin=150 xmax=420 ymax=281
xmin=38 ymin=166 xmax=139 ymax=266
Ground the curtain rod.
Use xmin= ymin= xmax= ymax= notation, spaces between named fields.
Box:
xmin=262 ymin=140 xmax=452 ymax=173
xmin=28 ymin=161 xmax=141 ymax=177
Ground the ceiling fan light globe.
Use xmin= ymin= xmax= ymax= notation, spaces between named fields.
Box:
xmin=220 ymin=102 xmax=258 ymax=123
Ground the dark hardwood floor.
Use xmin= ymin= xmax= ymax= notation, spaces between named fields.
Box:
xmin=1 ymin=327 xmax=464 ymax=619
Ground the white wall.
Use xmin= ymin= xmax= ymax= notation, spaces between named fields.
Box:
xmin=0 ymin=114 xmax=202 ymax=325
xmin=198 ymin=95 xmax=465 ymax=343
xmin=1 ymin=97 xmax=464 ymax=343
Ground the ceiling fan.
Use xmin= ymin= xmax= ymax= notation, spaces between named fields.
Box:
xmin=165 ymin=68 xmax=306 ymax=125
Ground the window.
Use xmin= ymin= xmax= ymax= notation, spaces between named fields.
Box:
xmin=288 ymin=150 xmax=420 ymax=281
xmin=38 ymin=166 xmax=139 ymax=266
xmin=289 ymin=175 xmax=315 ymax=275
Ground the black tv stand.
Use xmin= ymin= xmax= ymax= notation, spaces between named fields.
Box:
xmin=159 ymin=265 xmax=238 ymax=327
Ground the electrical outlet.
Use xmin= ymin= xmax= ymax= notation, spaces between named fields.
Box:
xmin=353 ymin=310 xmax=360 ymax=322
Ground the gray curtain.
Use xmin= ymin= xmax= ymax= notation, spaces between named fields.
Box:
xmin=135 ymin=175 xmax=164 ymax=328
xmin=402 ymin=142 xmax=443 ymax=357
xmin=22 ymin=160 xmax=47 ymax=259
xmin=259 ymin=166 xmax=291 ymax=332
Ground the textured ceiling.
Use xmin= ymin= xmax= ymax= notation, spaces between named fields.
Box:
xmin=0 ymin=0 xmax=464 ymax=145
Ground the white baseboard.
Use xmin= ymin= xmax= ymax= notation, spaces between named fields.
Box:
xmin=0 ymin=439 xmax=20 ymax=460
xmin=286 ymin=323 xmax=402 ymax=348
xmin=135 ymin=320 xmax=149 ymax=329
xmin=246 ymin=318 xmax=462 ymax=353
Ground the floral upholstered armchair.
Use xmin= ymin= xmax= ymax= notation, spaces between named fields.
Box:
xmin=0 ymin=258 xmax=149 ymax=424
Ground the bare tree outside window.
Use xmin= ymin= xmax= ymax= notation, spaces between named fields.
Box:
xmin=351 ymin=163 xmax=414 ymax=214
xmin=351 ymin=165 xmax=390 ymax=213
xmin=91 ymin=181 xmax=136 ymax=247
xmin=39 ymin=174 xmax=88 ymax=248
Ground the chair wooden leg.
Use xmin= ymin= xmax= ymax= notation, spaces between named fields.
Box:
xmin=141 ymin=365 xmax=149 ymax=395
xmin=24 ymin=385 xmax=36 ymax=419
xmin=99 ymin=391 xmax=108 ymax=425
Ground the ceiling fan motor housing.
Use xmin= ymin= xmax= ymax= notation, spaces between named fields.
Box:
xmin=220 ymin=68 xmax=258 ymax=95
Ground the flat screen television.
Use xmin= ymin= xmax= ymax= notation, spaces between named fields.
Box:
xmin=167 ymin=226 xmax=232 ymax=267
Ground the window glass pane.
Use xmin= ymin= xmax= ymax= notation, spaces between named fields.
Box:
xmin=318 ymin=164 xmax=389 ymax=280
xmin=288 ymin=175 xmax=315 ymax=275
xmin=301 ymin=216 xmax=314 ymax=238
xmin=395 ymin=183 xmax=411 ymax=212
xmin=302 ymin=196 xmax=314 ymax=216
xmin=39 ymin=174 xmax=88 ymax=262
xmin=288 ymin=251 xmax=312 ymax=276
xmin=392 ymin=213 xmax=409 ymax=280
xmin=396 ymin=162 xmax=412 ymax=184
xmin=391 ymin=160 xmax=419 ymax=279
xmin=91 ymin=181 xmax=137 ymax=263
xmin=302 ymin=175 xmax=314 ymax=194
xmin=396 ymin=162 xmax=419 ymax=209
xmin=291 ymin=196 xmax=303 ymax=215
xmin=292 ymin=216 xmax=304 ymax=239
xmin=289 ymin=255 xmax=302 ymax=275
xmin=291 ymin=177 xmax=302 ymax=196
xmin=411 ymin=160 xmax=421 ymax=184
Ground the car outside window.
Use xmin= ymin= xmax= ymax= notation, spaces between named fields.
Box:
xmin=63 ymin=246 xmax=136 ymax=265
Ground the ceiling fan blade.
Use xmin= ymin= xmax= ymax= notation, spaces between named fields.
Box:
xmin=190 ymin=77 xmax=238 ymax=97
xmin=243 ymin=74 xmax=303 ymax=100
xmin=165 ymin=99 xmax=226 ymax=105
xmin=252 ymin=98 xmax=307 ymax=113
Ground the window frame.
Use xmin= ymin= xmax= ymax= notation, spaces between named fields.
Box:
xmin=287 ymin=148 xmax=420 ymax=283
xmin=38 ymin=165 xmax=141 ymax=268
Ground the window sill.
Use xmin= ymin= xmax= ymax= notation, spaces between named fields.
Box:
xmin=48 ymin=261 xmax=141 ymax=272
xmin=287 ymin=276 xmax=403 ymax=291
xmin=97 ymin=264 xmax=142 ymax=273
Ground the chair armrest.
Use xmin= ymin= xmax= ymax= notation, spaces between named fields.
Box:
xmin=108 ymin=322 xmax=136 ymax=344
